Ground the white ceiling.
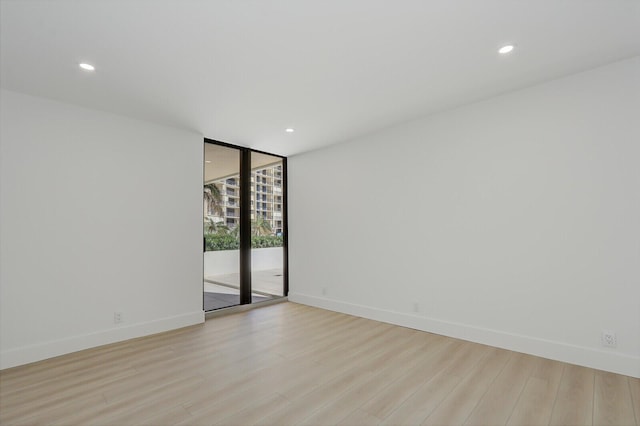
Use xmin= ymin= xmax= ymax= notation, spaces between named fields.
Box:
xmin=1 ymin=1 xmax=639 ymax=156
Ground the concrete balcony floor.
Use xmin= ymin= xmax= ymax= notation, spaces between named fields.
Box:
xmin=204 ymin=268 xmax=284 ymax=311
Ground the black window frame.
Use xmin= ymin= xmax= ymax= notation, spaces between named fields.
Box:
xmin=203 ymin=138 xmax=289 ymax=308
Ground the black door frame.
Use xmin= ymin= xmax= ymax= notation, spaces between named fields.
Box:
xmin=204 ymin=138 xmax=288 ymax=309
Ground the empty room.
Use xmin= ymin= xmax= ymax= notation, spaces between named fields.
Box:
xmin=0 ymin=1 xmax=639 ymax=425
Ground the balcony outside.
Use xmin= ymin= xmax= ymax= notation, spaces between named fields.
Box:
xmin=204 ymin=144 xmax=285 ymax=311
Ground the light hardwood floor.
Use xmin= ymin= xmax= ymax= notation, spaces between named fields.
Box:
xmin=0 ymin=302 xmax=638 ymax=426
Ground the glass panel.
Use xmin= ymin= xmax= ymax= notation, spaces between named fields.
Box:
xmin=250 ymin=153 xmax=285 ymax=299
xmin=203 ymin=144 xmax=241 ymax=311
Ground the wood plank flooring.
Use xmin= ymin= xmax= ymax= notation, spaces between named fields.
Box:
xmin=0 ymin=302 xmax=638 ymax=426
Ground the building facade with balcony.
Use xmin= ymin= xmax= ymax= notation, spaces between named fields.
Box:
xmin=205 ymin=164 xmax=283 ymax=235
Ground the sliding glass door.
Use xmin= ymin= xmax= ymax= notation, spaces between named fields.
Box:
xmin=250 ymin=153 xmax=286 ymax=300
xmin=203 ymin=143 xmax=241 ymax=310
xmin=203 ymin=140 xmax=287 ymax=311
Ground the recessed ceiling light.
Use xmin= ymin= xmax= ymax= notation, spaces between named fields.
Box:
xmin=285 ymin=128 xmax=295 ymax=133
xmin=79 ymin=63 xmax=95 ymax=71
xmin=498 ymin=45 xmax=514 ymax=54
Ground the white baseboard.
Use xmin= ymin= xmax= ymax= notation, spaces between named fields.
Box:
xmin=0 ymin=310 xmax=205 ymax=370
xmin=288 ymin=292 xmax=640 ymax=378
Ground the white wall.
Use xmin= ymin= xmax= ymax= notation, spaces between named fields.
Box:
xmin=288 ymin=57 xmax=640 ymax=378
xmin=0 ymin=90 xmax=204 ymax=369
xmin=204 ymin=247 xmax=283 ymax=276
xmin=204 ymin=250 xmax=240 ymax=276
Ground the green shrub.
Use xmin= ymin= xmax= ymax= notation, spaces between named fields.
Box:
xmin=204 ymin=234 xmax=283 ymax=251
xmin=205 ymin=234 xmax=239 ymax=251
xmin=251 ymin=235 xmax=283 ymax=248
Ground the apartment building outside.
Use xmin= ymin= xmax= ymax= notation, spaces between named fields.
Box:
xmin=206 ymin=163 xmax=284 ymax=235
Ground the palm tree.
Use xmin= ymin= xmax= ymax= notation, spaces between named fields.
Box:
xmin=230 ymin=224 xmax=240 ymax=239
xmin=204 ymin=216 xmax=230 ymax=235
xmin=252 ymin=215 xmax=272 ymax=236
xmin=203 ymin=183 xmax=223 ymax=216
xmin=227 ymin=216 xmax=272 ymax=238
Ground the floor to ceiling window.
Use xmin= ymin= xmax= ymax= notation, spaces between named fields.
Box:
xmin=203 ymin=139 xmax=288 ymax=311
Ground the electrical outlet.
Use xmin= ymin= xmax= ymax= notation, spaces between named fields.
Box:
xmin=601 ymin=331 xmax=617 ymax=348
xmin=114 ymin=312 xmax=123 ymax=324
xmin=413 ymin=302 xmax=420 ymax=313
